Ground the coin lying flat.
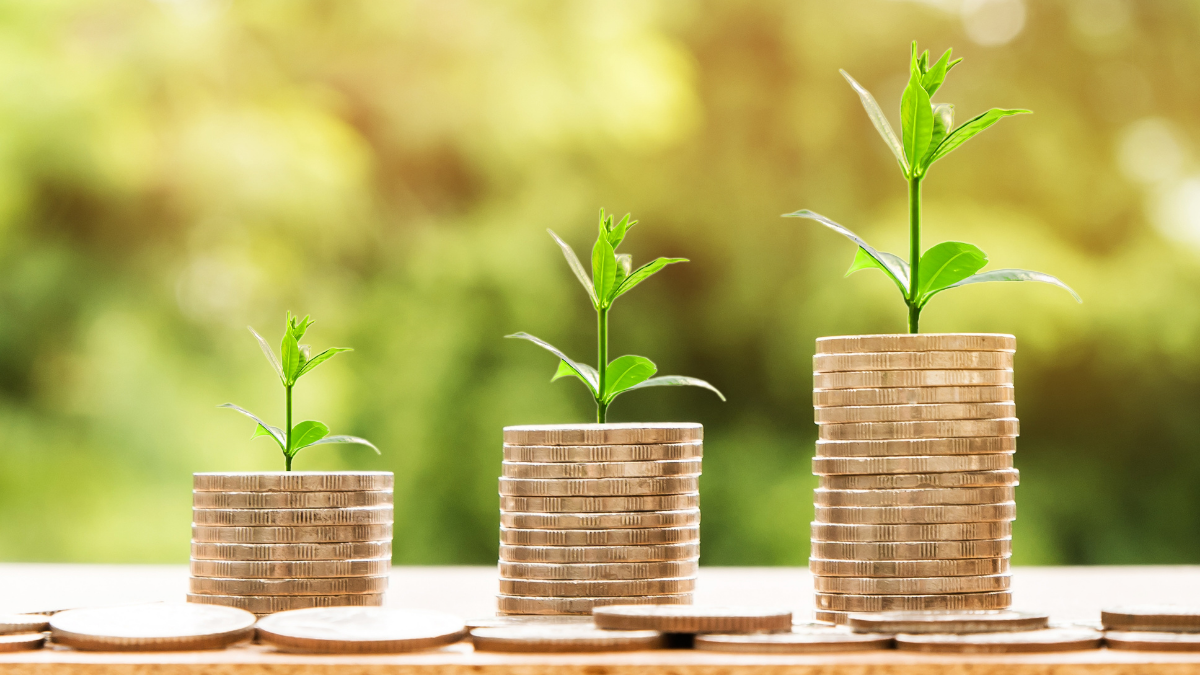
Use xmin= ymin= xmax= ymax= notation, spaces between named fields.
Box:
xmin=815 ymin=574 xmax=1011 ymax=595
xmin=500 ymin=526 xmax=699 ymax=547
xmin=814 ymin=351 xmax=1013 ymax=373
xmin=816 ymin=334 xmax=1015 ymax=354
xmin=814 ymin=370 xmax=1013 ymax=391
xmin=193 ymin=472 xmax=394 ymax=492
xmin=694 ymin=628 xmax=893 ymax=653
xmin=499 ymin=559 xmax=700 ymax=581
xmin=50 ymin=603 xmax=256 ymax=651
xmin=1101 ymin=606 xmax=1200 ymax=632
xmin=820 ymin=470 xmax=1020 ymax=491
xmin=1105 ymin=631 xmax=1200 ymax=651
xmin=814 ymin=487 xmax=1015 ymax=507
xmin=503 ymin=442 xmax=703 ymax=463
xmin=0 ymin=634 xmax=45 ymax=652
xmin=593 ymin=605 xmax=792 ymax=633
xmin=496 ymin=594 xmax=691 ymax=615
xmin=189 ymin=576 xmax=388 ymax=596
xmin=896 ymin=628 xmax=1102 ymax=653
xmin=190 ymin=558 xmax=391 ymax=579
xmin=504 ymin=424 xmax=702 ymax=446
xmin=502 ymin=460 xmax=703 ymax=479
xmin=847 ymin=610 xmax=1049 ymax=634
xmin=191 ymin=541 xmax=391 ymax=561
xmin=498 ymin=476 xmax=699 ymax=497
xmin=814 ymin=455 xmax=1015 ymax=477
xmin=814 ymin=386 xmax=1015 ymax=408
xmin=0 ymin=614 xmax=50 ymax=635
xmin=499 ymin=577 xmax=696 ymax=597
xmin=811 ymin=521 xmax=1011 ymax=543
xmin=816 ymin=437 xmax=1017 ymax=457
xmin=814 ymin=502 xmax=1016 ymax=524
xmin=256 ymin=607 xmax=466 ymax=653
xmin=816 ymin=591 xmax=1012 ymax=612
xmin=187 ymin=593 xmax=385 ymax=614
xmin=466 ymin=615 xmax=595 ymax=629
xmin=192 ymin=506 xmax=393 ymax=527
xmin=499 ymin=542 xmax=699 ymax=563
xmin=499 ymin=494 xmax=699 ymax=513
xmin=810 ymin=539 xmax=1012 ymax=561
xmin=819 ymin=419 xmax=1019 ymax=441
xmin=500 ymin=510 xmax=701 ymax=530
xmin=471 ymin=624 xmax=665 ymax=652
xmin=191 ymin=524 xmax=393 ymax=544
xmin=192 ymin=491 xmax=393 ymax=509
xmin=810 ymin=557 xmax=1010 ymax=578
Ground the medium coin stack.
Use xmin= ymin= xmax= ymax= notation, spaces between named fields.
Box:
xmin=811 ymin=334 xmax=1019 ymax=624
xmin=189 ymin=471 xmax=394 ymax=616
xmin=498 ymin=423 xmax=703 ymax=615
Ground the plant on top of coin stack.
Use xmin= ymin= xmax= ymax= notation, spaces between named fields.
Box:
xmin=221 ymin=312 xmax=378 ymax=471
xmin=508 ymin=209 xmax=724 ymax=423
xmin=785 ymin=42 xmax=1080 ymax=332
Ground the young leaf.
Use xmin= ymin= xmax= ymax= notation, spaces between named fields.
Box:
xmin=251 ymin=424 xmax=284 ymax=452
xmin=249 ymin=326 xmax=284 ymax=382
xmin=219 ymin=403 xmax=285 ymax=450
xmin=921 ymin=48 xmax=953 ymax=96
xmin=551 ymin=359 xmax=593 ymax=390
xmin=607 ymin=213 xmax=636 ymax=250
xmin=623 ymin=375 xmax=726 ymax=401
xmin=925 ymin=104 xmax=954 ymax=164
xmin=846 ymin=247 xmax=912 ymax=298
xmin=297 ymin=347 xmax=352 ymax=379
xmin=289 ymin=420 xmax=330 ymax=453
xmin=784 ymin=210 xmax=910 ymax=296
xmin=915 ymin=241 xmax=988 ymax=305
xmin=281 ymin=330 xmax=301 ymax=385
xmin=900 ymin=62 xmax=934 ymax=171
xmin=591 ymin=234 xmax=618 ymax=307
xmin=840 ymin=70 xmax=909 ymax=175
xmin=927 ymin=108 xmax=1031 ymax=166
xmin=609 ymin=257 xmax=687 ymax=303
xmin=603 ymin=355 xmax=657 ymax=402
xmin=939 ymin=268 xmax=1082 ymax=302
xmin=303 ymin=435 xmax=381 ymax=455
xmin=547 ymin=229 xmax=599 ymax=308
xmin=614 ymin=253 xmax=632 ymax=288
xmin=506 ymin=332 xmax=599 ymax=395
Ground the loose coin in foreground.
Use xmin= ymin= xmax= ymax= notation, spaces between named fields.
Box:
xmin=813 ymin=351 xmax=1013 ymax=372
xmin=498 ymin=476 xmax=699 ymax=497
xmin=497 ymin=594 xmax=691 ymax=616
xmin=466 ymin=615 xmax=594 ymax=629
xmin=190 ymin=558 xmax=391 ymax=579
xmin=815 ymin=574 xmax=1011 ymax=595
xmin=813 ymin=454 xmax=1014 ymax=476
xmin=189 ymin=575 xmax=387 ymax=596
xmin=193 ymin=472 xmax=393 ymax=492
xmin=1101 ymin=605 xmax=1200 ymax=632
xmin=816 ymin=591 xmax=1011 ymax=612
xmin=0 ymin=614 xmax=50 ymax=635
xmin=499 ymin=494 xmax=699 ymax=513
xmin=810 ymin=521 xmax=1010 ymax=543
xmin=499 ymin=542 xmax=699 ymax=563
xmin=503 ymin=424 xmax=702 ymax=446
xmin=188 ymin=593 xmax=384 ymax=615
xmin=499 ymin=559 xmax=699 ymax=581
xmin=256 ymin=607 xmax=466 ymax=653
xmin=815 ymin=334 xmax=1015 ymax=354
xmin=813 ymin=486 xmax=1015 ymax=507
xmin=503 ymin=442 xmax=702 ymax=463
xmin=593 ymin=605 xmax=792 ymax=633
xmin=502 ymin=459 xmax=703 ymax=479
xmin=500 ymin=525 xmax=699 ymax=547
xmin=0 ymin=634 xmax=45 ymax=652
xmin=896 ymin=628 xmax=1102 ymax=653
xmin=818 ymin=419 xmax=1019 ymax=441
xmin=1105 ymin=631 xmax=1200 ymax=651
xmin=810 ymin=557 xmax=1010 ymax=578
xmin=819 ymin=470 xmax=1019 ymax=491
xmin=499 ymin=577 xmax=696 ymax=598
xmin=191 ymin=540 xmax=391 ymax=561
xmin=500 ymin=509 xmax=700 ymax=530
xmin=50 ymin=603 xmax=256 ymax=651
xmin=694 ymin=628 xmax=893 ymax=653
xmin=813 ymin=502 xmax=1016 ymax=524
xmin=810 ymin=539 xmax=1011 ymax=561
xmin=471 ymin=625 xmax=664 ymax=652
xmin=814 ymin=385 xmax=1015 ymax=408
xmin=814 ymin=402 xmax=1017 ymax=424
xmin=815 ymin=436 xmax=1016 ymax=457
xmin=190 ymin=524 xmax=393 ymax=544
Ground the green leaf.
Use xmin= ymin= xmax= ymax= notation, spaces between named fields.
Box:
xmin=925 ymin=104 xmax=954 ymax=165
xmin=623 ymin=375 xmax=726 ymax=402
xmin=506 ymin=332 xmax=599 ymax=396
xmin=939 ymin=268 xmax=1082 ymax=303
xmin=607 ymin=212 xmax=635 ymax=250
xmin=609 ymin=257 xmax=687 ymax=303
xmin=281 ymin=331 xmax=301 ymax=385
xmin=921 ymin=48 xmax=953 ymax=96
xmin=288 ymin=420 xmax=329 ymax=453
xmin=304 ymin=435 xmax=381 ymax=455
xmin=547 ymin=229 xmax=599 ymax=308
xmin=248 ymin=326 xmax=284 ymax=382
xmin=840 ymin=70 xmax=908 ymax=175
xmin=915 ymin=241 xmax=988 ymax=306
xmin=900 ymin=62 xmax=933 ymax=171
xmin=219 ymin=403 xmax=285 ymax=451
xmin=603 ymin=355 xmax=657 ymax=402
xmin=297 ymin=347 xmax=352 ymax=379
xmin=845 ymin=247 xmax=912 ymax=297
xmin=928 ymin=108 xmax=1031 ymax=166
xmin=591 ymin=234 xmax=618 ymax=307
xmin=614 ymin=253 xmax=632 ymax=288
xmin=287 ymin=312 xmax=313 ymax=342
xmin=784 ymin=210 xmax=910 ymax=297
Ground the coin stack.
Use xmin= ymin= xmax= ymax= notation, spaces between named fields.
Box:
xmin=188 ymin=471 xmax=394 ymax=616
xmin=810 ymin=334 xmax=1019 ymax=624
xmin=497 ymin=423 xmax=703 ymax=615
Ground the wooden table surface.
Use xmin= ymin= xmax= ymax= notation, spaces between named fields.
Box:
xmin=3 ymin=564 xmax=1200 ymax=674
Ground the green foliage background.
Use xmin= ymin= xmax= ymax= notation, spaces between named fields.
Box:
xmin=0 ymin=0 xmax=1197 ymax=566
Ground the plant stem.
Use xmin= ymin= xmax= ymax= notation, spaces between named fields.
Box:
xmin=596 ymin=306 xmax=608 ymax=423
xmin=907 ymin=176 xmax=923 ymax=334
xmin=285 ymin=383 xmax=293 ymax=471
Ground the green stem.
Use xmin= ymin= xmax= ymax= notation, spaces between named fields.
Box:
xmin=907 ymin=176 xmax=923 ymax=334
xmin=597 ymin=306 xmax=608 ymax=423
xmin=285 ymin=383 xmax=293 ymax=471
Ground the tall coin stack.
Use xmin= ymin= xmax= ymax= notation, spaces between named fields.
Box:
xmin=810 ymin=334 xmax=1019 ymax=624
xmin=189 ymin=471 xmax=394 ymax=616
xmin=498 ymin=423 xmax=703 ymax=615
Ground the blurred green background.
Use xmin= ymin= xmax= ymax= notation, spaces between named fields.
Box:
xmin=0 ymin=0 xmax=1197 ymax=566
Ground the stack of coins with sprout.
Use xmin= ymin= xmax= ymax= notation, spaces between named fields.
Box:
xmin=497 ymin=424 xmax=702 ymax=615
xmin=188 ymin=472 xmax=393 ymax=616
xmin=810 ymin=334 xmax=1019 ymax=624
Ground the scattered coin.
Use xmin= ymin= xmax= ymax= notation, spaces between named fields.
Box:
xmin=819 ymin=470 xmax=1020 ymax=491
xmin=496 ymin=594 xmax=691 ymax=615
xmin=503 ymin=442 xmax=703 ymax=463
xmin=815 ymin=402 xmax=1017 ymax=424
xmin=847 ymin=610 xmax=1049 ymax=634
xmin=814 ymin=487 xmax=1015 ymax=507
xmin=187 ymin=593 xmax=384 ymax=615
xmin=815 ymin=436 xmax=1017 ymax=457
xmin=470 ymin=624 xmax=665 ymax=652
xmin=810 ymin=539 xmax=1012 ymax=561
xmin=1101 ymin=606 xmax=1200 ymax=632
xmin=500 ymin=509 xmax=701 ymax=530
xmin=0 ymin=634 xmax=46 ymax=652
xmin=815 ymin=574 xmax=1011 ymax=595
xmin=190 ymin=558 xmax=391 ymax=579
xmin=193 ymin=472 xmax=394 ymax=493
xmin=895 ymin=628 xmax=1102 ymax=653
xmin=256 ymin=607 xmax=467 ymax=653
xmin=465 ymin=615 xmax=594 ymax=629
xmin=814 ymin=502 xmax=1017 ymax=524
xmin=500 ymin=526 xmax=699 ymax=547
xmin=816 ymin=334 xmax=1015 ymax=354
xmin=499 ymin=542 xmax=700 ymax=563
xmin=499 ymin=493 xmax=700 ymax=513
xmin=592 ymin=605 xmax=792 ymax=633
xmin=498 ymin=476 xmax=699 ymax=497
xmin=810 ymin=521 xmax=1010 ymax=543
xmin=819 ymin=419 xmax=1019 ymax=441
xmin=498 ymin=559 xmax=700 ymax=581
xmin=1105 ymin=631 xmax=1200 ymax=651
xmin=192 ymin=491 xmax=393 ymax=509
xmin=0 ymin=614 xmax=50 ymax=635
xmin=502 ymin=460 xmax=703 ymax=479
xmin=809 ymin=557 xmax=1010 ymax=578
xmin=814 ymin=370 xmax=1013 ymax=390
xmin=499 ymin=577 xmax=696 ymax=597
xmin=192 ymin=505 xmax=393 ymax=527
xmin=694 ymin=628 xmax=893 ymax=653
xmin=50 ymin=603 xmax=256 ymax=651
xmin=814 ymin=386 xmax=1015 ymax=408
xmin=814 ymin=351 xmax=1013 ymax=373
xmin=503 ymin=424 xmax=703 ymax=446
xmin=816 ymin=591 xmax=1012 ymax=612
xmin=190 ymin=524 xmax=393 ymax=544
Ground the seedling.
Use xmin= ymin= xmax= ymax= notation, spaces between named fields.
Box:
xmin=509 ymin=209 xmax=724 ymax=423
xmin=786 ymin=43 xmax=1079 ymax=332
xmin=221 ymin=312 xmax=378 ymax=471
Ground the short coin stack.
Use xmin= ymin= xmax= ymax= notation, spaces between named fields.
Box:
xmin=498 ymin=423 xmax=703 ymax=615
xmin=189 ymin=471 xmax=394 ymax=616
xmin=811 ymin=334 xmax=1019 ymax=624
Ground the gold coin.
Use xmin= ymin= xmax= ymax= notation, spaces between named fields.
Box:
xmin=816 ymin=591 xmax=1012 ymax=612
xmin=1101 ymin=606 xmax=1200 ymax=632
xmin=191 ymin=506 xmax=393 ymax=527
xmin=819 ymin=419 xmax=1019 ymax=441
xmin=470 ymin=625 xmax=665 ymax=652
xmin=498 ymin=476 xmax=699 ymax=497
xmin=819 ymin=469 xmax=1020 ymax=490
xmin=499 ymin=493 xmax=699 ymax=513
xmin=815 ymin=402 xmax=1017 ymax=424
xmin=188 ymin=576 xmax=388 ymax=596
xmin=814 ymin=455 xmax=1015 ymax=476
xmin=49 ymin=603 xmax=256 ymax=651
xmin=190 ymin=541 xmax=391 ymax=561
xmin=500 ymin=526 xmax=699 ymax=546
xmin=499 ymin=559 xmax=700 ymax=581
xmin=847 ymin=610 xmax=1049 ymax=634
xmin=496 ymin=593 xmax=691 ymax=615
xmin=193 ymin=472 xmax=393 ymax=492
xmin=187 ymin=593 xmax=384 ymax=615
xmin=810 ymin=557 xmax=1010 ymax=577
xmin=503 ymin=424 xmax=702 ymax=446
xmin=814 ymin=487 xmax=1015 ymax=507
xmin=0 ymin=634 xmax=45 ymax=652
xmin=503 ymin=442 xmax=702 ymax=463
xmin=500 ymin=509 xmax=701 ymax=530
xmin=815 ymin=370 xmax=1013 ymax=390
xmin=192 ymin=491 xmax=393 ymax=509
xmin=592 ymin=605 xmax=793 ymax=633
xmin=816 ymin=437 xmax=1017 ymax=457
xmin=815 ymin=574 xmax=1011 ymax=594
xmin=189 ymin=558 xmax=391 ymax=579
xmin=810 ymin=539 xmax=1012 ymax=561
xmin=895 ymin=628 xmax=1102 ymax=653
xmin=815 ymin=385 xmax=1014 ymax=407
xmin=0 ymin=614 xmax=49 ymax=635
xmin=816 ymin=334 xmax=1015 ymax=354
xmin=502 ymin=459 xmax=703 ymax=479
xmin=694 ymin=628 xmax=893 ymax=653
xmin=498 ymin=577 xmax=696 ymax=597
xmin=1105 ymin=631 xmax=1200 ymax=651
xmin=465 ymin=615 xmax=595 ymax=629
xmin=814 ymin=351 xmax=1013 ymax=373
xmin=499 ymin=542 xmax=699 ymax=563
xmin=255 ymin=607 xmax=467 ymax=653
xmin=814 ymin=502 xmax=1016 ymax=524
xmin=810 ymin=521 xmax=1010 ymax=542
xmin=191 ymin=524 xmax=393 ymax=544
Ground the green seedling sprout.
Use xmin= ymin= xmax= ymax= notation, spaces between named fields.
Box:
xmin=220 ymin=312 xmax=378 ymax=471
xmin=509 ymin=209 xmax=725 ymax=422
xmin=785 ymin=42 xmax=1080 ymax=332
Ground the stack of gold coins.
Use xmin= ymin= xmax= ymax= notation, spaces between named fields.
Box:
xmin=188 ymin=471 xmax=394 ymax=616
xmin=497 ymin=423 xmax=703 ymax=615
xmin=811 ymin=334 xmax=1019 ymax=625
